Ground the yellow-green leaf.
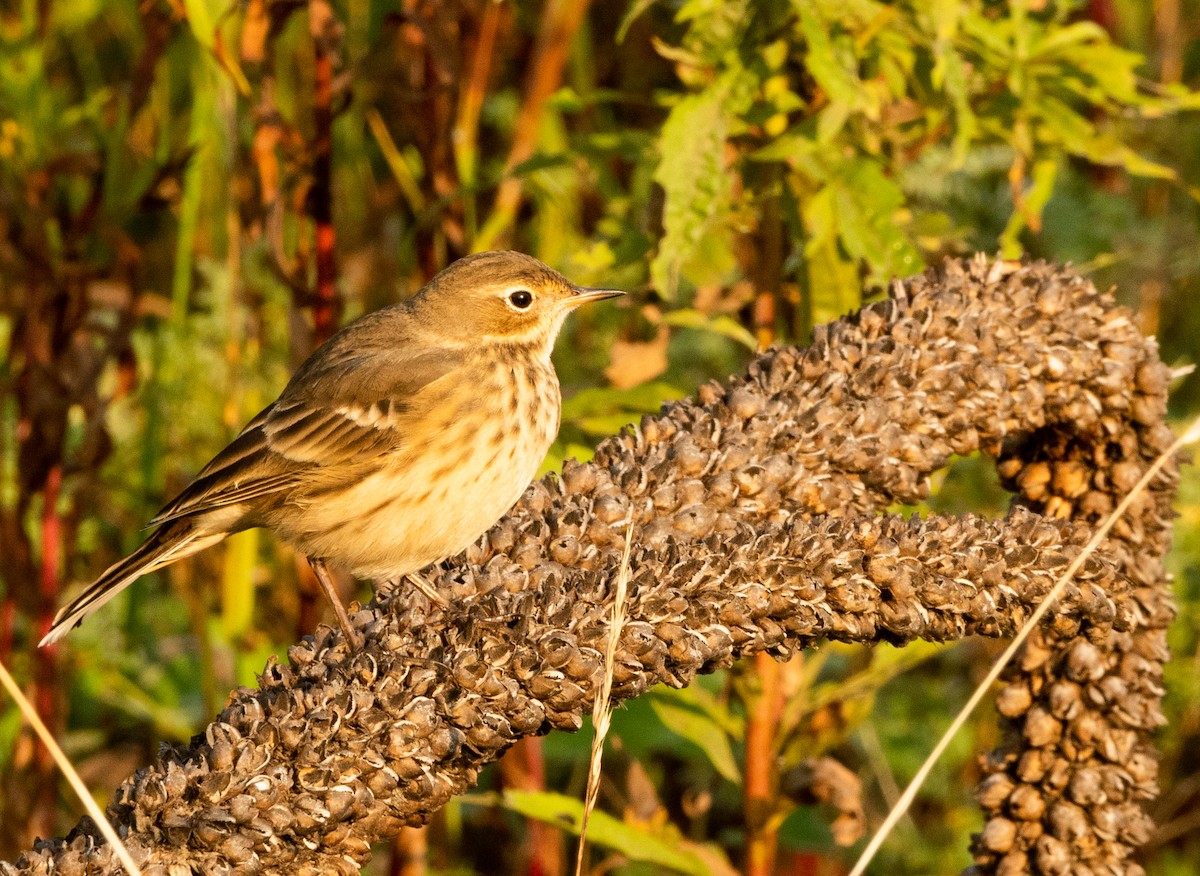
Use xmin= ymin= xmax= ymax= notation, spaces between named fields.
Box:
xmin=483 ymin=790 xmax=716 ymax=875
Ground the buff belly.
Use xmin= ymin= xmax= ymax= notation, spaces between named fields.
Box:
xmin=270 ymin=359 xmax=559 ymax=580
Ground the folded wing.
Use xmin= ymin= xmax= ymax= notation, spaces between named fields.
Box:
xmin=149 ymin=347 xmax=462 ymax=526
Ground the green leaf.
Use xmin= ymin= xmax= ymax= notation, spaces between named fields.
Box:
xmin=561 ymin=381 xmax=687 ymax=423
xmin=960 ymin=8 xmax=1017 ymax=61
xmin=806 ymin=640 xmax=950 ymax=719
xmin=828 ymin=159 xmax=923 ymax=285
xmin=797 ymin=6 xmax=868 ymax=111
xmin=661 ymin=309 xmax=758 ymax=351
xmin=803 ymin=190 xmax=862 ymax=326
xmin=1027 ymin=20 xmax=1109 ymax=59
xmin=999 ymin=156 xmax=1058 ymax=256
xmin=181 ymin=0 xmax=219 ymax=49
xmin=815 ymin=99 xmax=853 ymax=143
xmin=617 ymin=0 xmax=661 ymax=43
xmin=1028 ymin=158 xmax=1057 ymax=218
xmin=650 ymin=84 xmax=732 ymax=298
xmin=779 ymin=640 xmax=950 ymax=765
xmin=1036 ymin=95 xmax=1096 ymax=150
xmin=481 ymin=790 xmax=716 ymax=875
xmin=647 ymin=686 xmax=743 ymax=784
xmin=1053 ymin=44 xmax=1143 ymax=104
xmin=172 ymin=63 xmax=215 ymax=321
xmin=676 ymin=0 xmax=750 ymax=62
xmin=932 ymin=41 xmax=977 ymax=166
xmin=221 ymin=529 xmax=258 ymax=639
xmin=570 ymin=412 xmax=644 ymax=435
xmin=1075 ymin=137 xmax=1178 ymax=179
xmin=84 ymin=665 xmax=199 ymax=741
xmin=0 ymin=704 xmax=22 ymax=773
xmin=749 ymin=130 xmax=819 ymax=163
xmin=651 ymin=101 xmax=723 ymax=293
xmin=49 ymin=0 xmax=104 ymax=32
xmin=928 ymin=0 xmax=963 ymax=42
xmin=561 ymin=381 xmax=688 ymax=439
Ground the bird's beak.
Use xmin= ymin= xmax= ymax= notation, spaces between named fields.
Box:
xmin=568 ymin=286 xmax=625 ymax=308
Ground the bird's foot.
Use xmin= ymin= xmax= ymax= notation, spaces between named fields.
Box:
xmin=309 ymin=557 xmax=364 ymax=648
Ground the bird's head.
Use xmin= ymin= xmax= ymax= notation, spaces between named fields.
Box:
xmin=414 ymin=251 xmax=623 ymax=351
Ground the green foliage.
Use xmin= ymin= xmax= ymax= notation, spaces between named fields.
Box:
xmin=646 ymin=0 xmax=1200 ymax=317
xmin=645 ymin=686 xmax=744 ymax=784
xmin=0 ymin=0 xmax=1198 ymax=871
xmin=472 ymin=789 xmax=731 ymax=874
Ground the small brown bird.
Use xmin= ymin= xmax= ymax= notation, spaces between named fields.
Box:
xmin=41 ymin=251 xmax=622 ymax=647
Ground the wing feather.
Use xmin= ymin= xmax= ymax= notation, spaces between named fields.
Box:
xmin=147 ymin=344 xmax=464 ymax=526
xmin=262 ymin=401 xmax=403 ymax=463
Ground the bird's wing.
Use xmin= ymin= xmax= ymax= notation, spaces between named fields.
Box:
xmin=148 ymin=346 xmax=464 ymax=527
xmin=259 ymin=394 xmax=409 ymax=464
xmin=263 ymin=345 xmax=466 ymax=464
xmin=146 ymin=410 xmax=305 ymax=526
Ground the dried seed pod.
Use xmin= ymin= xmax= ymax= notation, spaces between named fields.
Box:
xmin=1046 ymin=681 xmax=1084 ymax=720
xmin=7 ymin=257 xmax=1176 ymax=876
xmin=977 ymin=773 xmax=1016 ymax=809
xmin=1008 ymin=784 xmax=1047 ymax=821
xmin=979 ymin=817 xmax=1018 ymax=853
xmin=996 ymin=682 xmax=1033 ymax=718
xmin=1034 ymin=833 xmax=1072 ymax=876
xmin=1023 ymin=707 xmax=1064 ymax=747
xmin=1064 ymin=639 xmax=1107 ymax=683
xmin=995 ymin=850 xmax=1030 ymax=876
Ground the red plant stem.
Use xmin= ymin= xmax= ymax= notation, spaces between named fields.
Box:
xmin=742 ymin=183 xmax=788 ymax=872
xmin=456 ymin=1 xmax=503 ymax=165
xmin=34 ymin=464 xmax=63 ymax=839
xmin=453 ymin=0 xmax=504 ymax=246
xmin=0 ymin=596 xmax=13 ymax=665
xmin=313 ymin=221 xmax=336 ymax=342
xmin=308 ymin=0 xmax=338 ymax=345
xmin=489 ymin=0 xmax=591 ymax=242
xmin=36 ymin=465 xmax=61 ymax=659
xmin=1152 ymin=0 xmax=1182 ymax=84
xmin=499 ymin=737 xmax=562 ymax=876
xmin=743 ymin=651 xmax=785 ymax=876
xmin=389 ymin=825 xmax=428 ymax=876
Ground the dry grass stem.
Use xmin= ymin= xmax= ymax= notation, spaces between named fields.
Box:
xmin=848 ymin=414 xmax=1200 ymax=876
xmin=0 ymin=658 xmax=142 ymax=875
xmin=573 ymin=523 xmax=634 ymax=876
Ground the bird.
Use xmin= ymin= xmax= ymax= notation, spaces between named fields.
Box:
xmin=40 ymin=251 xmax=622 ymax=647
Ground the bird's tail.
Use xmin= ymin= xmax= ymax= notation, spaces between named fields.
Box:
xmin=39 ymin=520 xmax=227 ymax=646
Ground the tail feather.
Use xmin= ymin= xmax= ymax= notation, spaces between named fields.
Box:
xmin=39 ymin=521 xmax=226 ymax=646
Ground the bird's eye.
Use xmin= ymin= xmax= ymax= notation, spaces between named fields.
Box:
xmin=507 ymin=289 xmax=534 ymax=310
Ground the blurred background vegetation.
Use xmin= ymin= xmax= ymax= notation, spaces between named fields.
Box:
xmin=1 ymin=0 xmax=1199 ymax=873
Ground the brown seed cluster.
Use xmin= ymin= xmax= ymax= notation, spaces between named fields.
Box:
xmin=3 ymin=257 xmax=1177 ymax=875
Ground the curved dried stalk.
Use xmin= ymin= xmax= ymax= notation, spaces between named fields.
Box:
xmin=3 ymin=257 xmax=1177 ymax=876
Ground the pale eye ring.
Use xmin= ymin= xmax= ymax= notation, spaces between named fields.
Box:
xmin=507 ymin=289 xmax=534 ymax=310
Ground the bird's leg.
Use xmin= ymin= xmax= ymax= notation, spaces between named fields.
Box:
xmin=309 ymin=558 xmax=363 ymax=647
xmin=405 ymin=570 xmax=450 ymax=608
